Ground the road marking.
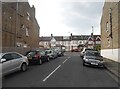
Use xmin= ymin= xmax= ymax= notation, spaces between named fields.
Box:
xmin=62 ymin=57 xmax=70 ymax=64
xmin=43 ymin=65 xmax=61 ymax=82
xmin=62 ymin=59 xmax=68 ymax=64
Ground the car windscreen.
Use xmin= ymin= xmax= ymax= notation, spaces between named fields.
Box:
xmin=26 ymin=51 xmax=36 ymax=56
xmin=86 ymin=52 xmax=100 ymax=57
xmin=85 ymin=49 xmax=94 ymax=51
xmin=46 ymin=50 xmax=52 ymax=54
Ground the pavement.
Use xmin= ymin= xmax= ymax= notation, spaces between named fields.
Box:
xmin=103 ymin=57 xmax=120 ymax=85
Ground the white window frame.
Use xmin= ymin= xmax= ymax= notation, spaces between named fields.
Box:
xmin=26 ymin=12 xmax=30 ymax=21
xmin=26 ymin=27 xmax=29 ymax=36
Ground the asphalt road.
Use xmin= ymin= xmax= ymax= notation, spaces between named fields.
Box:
xmin=2 ymin=52 xmax=119 ymax=87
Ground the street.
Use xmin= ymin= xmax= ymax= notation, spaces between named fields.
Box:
xmin=2 ymin=52 xmax=119 ymax=87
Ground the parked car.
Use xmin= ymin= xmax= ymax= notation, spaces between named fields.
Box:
xmin=71 ymin=49 xmax=79 ymax=52
xmin=0 ymin=52 xmax=29 ymax=76
xmin=25 ymin=50 xmax=50 ymax=65
xmin=45 ymin=49 xmax=58 ymax=59
xmin=54 ymin=48 xmax=64 ymax=57
xmin=82 ymin=50 xmax=104 ymax=67
xmin=56 ymin=48 xmax=64 ymax=57
xmin=80 ymin=48 xmax=94 ymax=59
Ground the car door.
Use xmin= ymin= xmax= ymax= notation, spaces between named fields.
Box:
xmin=2 ymin=53 xmax=13 ymax=75
xmin=11 ymin=53 xmax=23 ymax=70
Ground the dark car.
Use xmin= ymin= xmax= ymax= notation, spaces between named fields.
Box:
xmin=25 ymin=50 xmax=49 ymax=65
xmin=82 ymin=50 xmax=104 ymax=67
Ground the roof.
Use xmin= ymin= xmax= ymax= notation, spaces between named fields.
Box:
xmin=40 ymin=36 xmax=71 ymax=41
xmin=40 ymin=35 xmax=101 ymax=41
xmin=72 ymin=35 xmax=90 ymax=40
xmin=40 ymin=37 xmax=51 ymax=41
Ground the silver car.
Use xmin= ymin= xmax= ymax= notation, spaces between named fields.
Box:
xmin=45 ymin=49 xmax=58 ymax=59
xmin=0 ymin=52 xmax=29 ymax=76
xmin=83 ymin=51 xmax=104 ymax=67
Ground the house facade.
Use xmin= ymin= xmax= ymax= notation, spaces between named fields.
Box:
xmin=2 ymin=2 xmax=40 ymax=49
xmin=39 ymin=34 xmax=101 ymax=52
xmin=101 ymin=1 xmax=120 ymax=62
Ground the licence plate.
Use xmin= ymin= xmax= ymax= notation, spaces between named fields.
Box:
xmin=91 ymin=62 xmax=98 ymax=65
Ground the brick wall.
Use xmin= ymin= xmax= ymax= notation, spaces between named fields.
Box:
xmin=118 ymin=2 xmax=120 ymax=48
xmin=101 ymin=1 xmax=120 ymax=62
xmin=2 ymin=2 xmax=40 ymax=49
xmin=101 ymin=2 xmax=119 ymax=49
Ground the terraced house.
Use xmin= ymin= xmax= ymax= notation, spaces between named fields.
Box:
xmin=1 ymin=1 xmax=40 ymax=53
xmin=39 ymin=34 xmax=101 ymax=52
xmin=101 ymin=1 xmax=120 ymax=62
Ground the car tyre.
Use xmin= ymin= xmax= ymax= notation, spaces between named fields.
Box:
xmin=21 ymin=63 xmax=27 ymax=72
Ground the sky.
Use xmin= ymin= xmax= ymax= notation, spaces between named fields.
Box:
xmin=28 ymin=0 xmax=105 ymax=36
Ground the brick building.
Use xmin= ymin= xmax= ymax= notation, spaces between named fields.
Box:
xmin=2 ymin=2 xmax=40 ymax=50
xmin=101 ymin=1 xmax=120 ymax=62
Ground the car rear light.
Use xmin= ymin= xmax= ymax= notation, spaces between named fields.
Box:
xmin=34 ymin=54 xmax=41 ymax=59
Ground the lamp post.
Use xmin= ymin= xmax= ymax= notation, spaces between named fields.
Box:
xmin=91 ymin=26 xmax=95 ymax=49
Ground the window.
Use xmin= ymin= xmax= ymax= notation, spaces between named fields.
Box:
xmin=106 ymin=22 xmax=109 ymax=32
xmin=96 ymin=41 xmax=101 ymax=44
xmin=40 ymin=51 xmax=45 ymax=56
xmin=21 ymin=24 xmax=25 ymax=29
xmin=2 ymin=54 xmax=13 ymax=61
xmin=11 ymin=53 xmax=22 ymax=59
xmin=26 ymin=12 xmax=30 ymax=21
xmin=88 ymin=41 xmax=93 ymax=44
xmin=26 ymin=51 xmax=36 ymax=56
xmin=26 ymin=27 xmax=29 ymax=36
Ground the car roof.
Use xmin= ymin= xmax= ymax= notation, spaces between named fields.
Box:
xmin=0 ymin=52 xmax=23 ymax=58
xmin=28 ymin=50 xmax=43 ymax=52
xmin=1 ymin=52 xmax=20 ymax=54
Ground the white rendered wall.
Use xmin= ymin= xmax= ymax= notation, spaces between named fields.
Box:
xmin=101 ymin=49 xmax=120 ymax=63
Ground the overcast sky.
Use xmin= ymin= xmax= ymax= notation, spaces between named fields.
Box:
xmin=28 ymin=0 xmax=105 ymax=36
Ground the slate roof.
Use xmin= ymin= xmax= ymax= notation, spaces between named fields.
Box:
xmin=40 ymin=35 xmax=101 ymax=41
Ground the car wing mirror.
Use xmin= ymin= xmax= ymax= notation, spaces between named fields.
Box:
xmin=0 ymin=59 xmax=6 ymax=63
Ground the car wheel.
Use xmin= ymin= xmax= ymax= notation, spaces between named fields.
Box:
xmin=38 ymin=59 xmax=42 ymax=65
xmin=21 ymin=63 xmax=27 ymax=72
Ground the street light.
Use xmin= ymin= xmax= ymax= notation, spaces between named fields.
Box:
xmin=91 ymin=26 xmax=95 ymax=49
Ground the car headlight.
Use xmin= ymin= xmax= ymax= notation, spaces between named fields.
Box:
xmin=83 ymin=58 xmax=89 ymax=61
